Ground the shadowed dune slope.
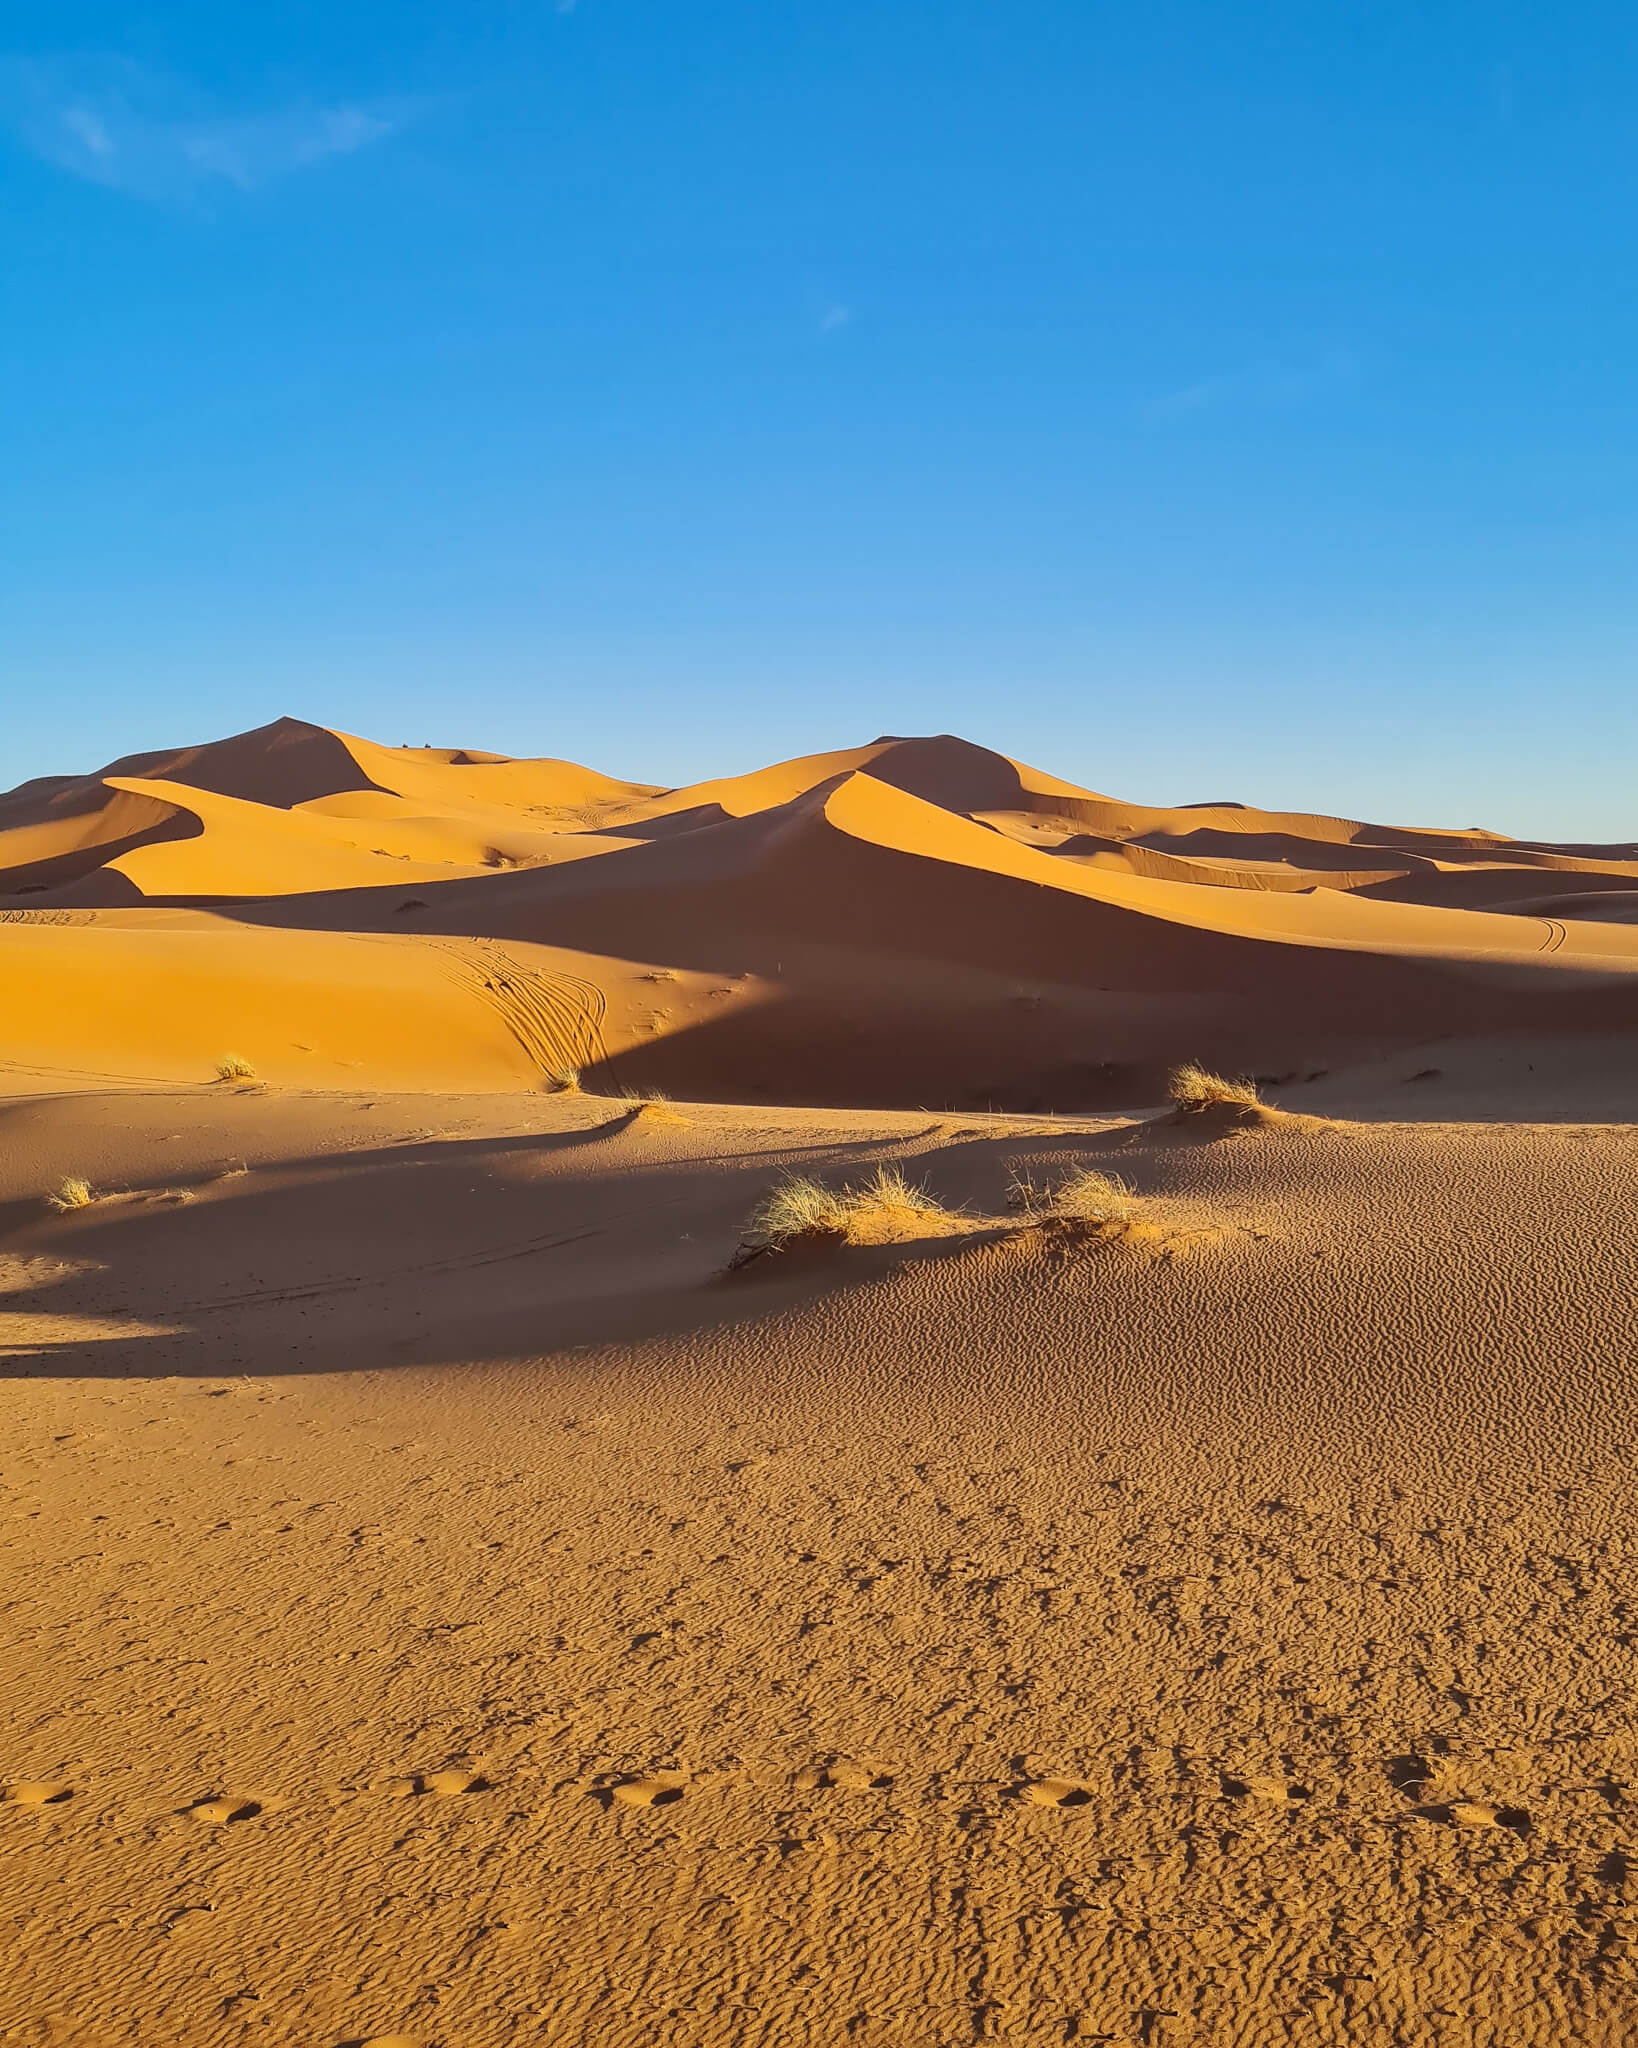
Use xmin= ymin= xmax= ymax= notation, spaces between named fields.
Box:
xmin=3 ymin=719 xmax=1637 ymax=1104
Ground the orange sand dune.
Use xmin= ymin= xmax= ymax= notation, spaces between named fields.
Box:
xmin=4 ymin=716 xmax=1638 ymax=2046
xmin=5 ymin=720 xmax=1638 ymax=1106
xmin=0 ymin=716 xmax=657 ymax=881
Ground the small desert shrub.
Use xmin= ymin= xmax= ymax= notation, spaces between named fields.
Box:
xmin=1009 ymin=1164 xmax=1135 ymax=1224
xmin=619 ymin=1089 xmax=690 ymax=1127
xmin=215 ymin=1054 xmax=258 ymax=1082
xmin=47 ymin=1177 xmax=95 ymax=1212
xmin=545 ymin=1065 xmax=582 ymax=1095
xmin=745 ymin=1174 xmax=852 ymax=1248
xmin=1050 ymin=1166 xmax=1136 ymax=1222
xmin=1168 ymin=1062 xmax=1261 ymax=1113
xmin=848 ymin=1165 xmax=948 ymax=1225
xmin=742 ymin=1164 xmax=954 ymax=1253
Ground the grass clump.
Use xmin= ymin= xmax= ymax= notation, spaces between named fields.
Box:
xmin=847 ymin=1165 xmax=952 ymax=1229
xmin=741 ymin=1164 xmax=956 ymax=1258
xmin=1168 ymin=1062 xmax=1261 ymax=1113
xmin=215 ymin=1054 xmax=258 ymax=1083
xmin=1051 ymin=1166 xmax=1137 ymax=1222
xmin=47 ymin=1177 xmax=95 ymax=1212
xmin=619 ymin=1089 xmax=690 ymax=1127
xmin=1008 ymin=1164 xmax=1135 ymax=1224
xmin=744 ymin=1175 xmax=853 ymax=1248
xmin=545 ymin=1065 xmax=582 ymax=1095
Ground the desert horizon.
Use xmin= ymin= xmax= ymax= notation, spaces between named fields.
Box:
xmin=8 ymin=4 xmax=1638 ymax=2039
xmin=6 ymin=713 xmax=1638 ymax=1112
xmin=4 ymin=713 xmax=1638 ymax=2043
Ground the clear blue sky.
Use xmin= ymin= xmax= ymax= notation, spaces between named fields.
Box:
xmin=4 ymin=2 xmax=1635 ymax=837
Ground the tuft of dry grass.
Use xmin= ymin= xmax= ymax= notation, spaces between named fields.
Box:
xmin=848 ymin=1165 xmax=951 ymax=1227
xmin=742 ymin=1164 xmax=956 ymax=1254
xmin=1008 ymin=1164 xmax=1135 ymax=1224
xmin=47 ymin=1177 xmax=95 ymax=1212
xmin=1169 ymin=1062 xmax=1261 ymax=1113
xmin=1047 ymin=1166 xmax=1137 ymax=1223
xmin=215 ymin=1054 xmax=258 ymax=1083
xmin=745 ymin=1175 xmax=853 ymax=1248
xmin=619 ymin=1089 xmax=691 ymax=1127
xmin=634 ymin=1100 xmax=690 ymax=1126
xmin=545 ymin=1065 xmax=582 ymax=1095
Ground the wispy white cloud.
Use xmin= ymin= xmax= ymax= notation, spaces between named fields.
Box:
xmin=0 ymin=54 xmax=410 ymax=202
xmin=1149 ymin=348 xmax=1360 ymax=417
xmin=819 ymin=303 xmax=853 ymax=334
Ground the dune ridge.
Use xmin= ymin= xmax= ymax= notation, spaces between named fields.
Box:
xmin=5 ymin=718 xmax=1638 ymax=1108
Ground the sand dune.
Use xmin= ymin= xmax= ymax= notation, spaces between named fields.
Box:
xmin=4 ymin=719 xmax=1638 ymax=2044
xmin=5 ymin=717 xmax=1638 ymax=1105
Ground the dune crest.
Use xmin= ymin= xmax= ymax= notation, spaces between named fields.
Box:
xmin=4 ymin=719 xmax=1638 ymax=1106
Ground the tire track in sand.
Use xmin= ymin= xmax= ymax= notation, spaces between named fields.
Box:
xmin=439 ymin=938 xmax=609 ymax=1078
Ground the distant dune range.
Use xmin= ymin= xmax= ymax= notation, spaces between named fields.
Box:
xmin=4 ymin=716 xmax=1638 ymax=1106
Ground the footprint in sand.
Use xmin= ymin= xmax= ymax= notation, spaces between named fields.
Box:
xmin=1221 ymin=1774 xmax=1309 ymax=1807
xmin=424 ymin=1769 xmax=483 ymax=1798
xmin=1019 ymin=1778 xmax=1094 ymax=1809
xmin=793 ymin=1760 xmax=894 ymax=1793
xmin=1449 ymin=1800 xmax=1502 ymax=1828
xmin=379 ymin=1769 xmax=488 ymax=1799
xmin=1416 ymin=1799 xmax=1531 ymax=1836
xmin=2 ymin=1780 xmax=72 ymax=1807
xmin=188 ymin=1795 xmax=264 ymax=1824
xmin=603 ymin=1770 xmax=689 ymax=1810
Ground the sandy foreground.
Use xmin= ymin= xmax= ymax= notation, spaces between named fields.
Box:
xmin=4 ymin=725 xmax=1638 ymax=2045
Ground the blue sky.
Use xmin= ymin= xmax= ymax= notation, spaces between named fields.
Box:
xmin=4 ymin=1 xmax=1635 ymax=837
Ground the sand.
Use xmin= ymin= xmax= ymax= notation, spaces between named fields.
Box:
xmin=6 ymin=719 xmax=1638 ymax=1108
xmin=3 ymin=721 xmax=1638 ymax=2045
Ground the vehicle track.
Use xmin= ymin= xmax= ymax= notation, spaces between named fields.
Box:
xmin=346 ymin=932 xmax=609 ymax=1079
xmin=443 ymin=937 xmax=609 ymax=1077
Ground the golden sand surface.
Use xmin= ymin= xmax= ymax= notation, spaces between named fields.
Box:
xmin=3 ymin=723 xmax=1638 ymax=2044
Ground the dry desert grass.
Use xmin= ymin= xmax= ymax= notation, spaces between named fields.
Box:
xmin=214 ymin=1053 xmax=258 ymax=1082
xmin=619 ymin=1090 xmax=691 ymax=1127
xmin=1169 ymin=1061 xmax=1262 ymax=1112
xmin=740 ymin=1163 xmax=964 ymax=1261
xmin=1007 ymin=1162 xmax=1136 ymax=1224
xmin=45 ymin=1175 xmax=95 ymax=1212
xmin=744 ymin=1172 xmax=852 ymax=1246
